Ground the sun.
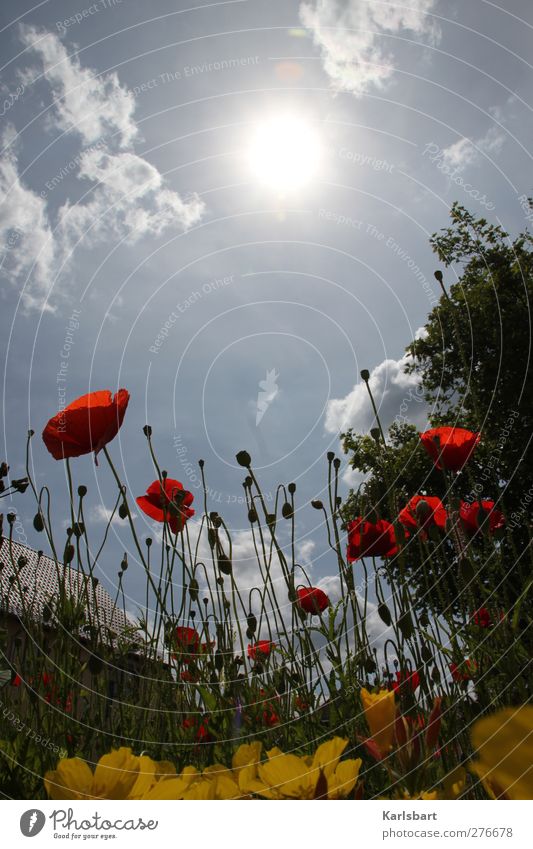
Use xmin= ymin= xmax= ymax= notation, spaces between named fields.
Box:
xmin=246 ymin=114 xmax=322 ymax=192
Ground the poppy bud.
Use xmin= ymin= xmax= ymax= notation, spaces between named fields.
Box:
xmin=146 ymin=537 xmax=152 ymax=547
xmin=33 ymin=512 xmax=45 ymax=532
xmin=398 ymin=613 xmax=414 ymax=639
xmin=327 ymin=451 xmax=335 ymax=462
xmin=120 ymin=554 xmax=128 ymax=571
xmin=118 ymin=502 xmax=128 ymax=520
xmin=360 ymin=369 xmax=370 ymax=382
xmin=236 ymin=450 xmax=251 ymax=467
xmin=434 ymin=270 xmax=443 ymax=282
xmin=426 ymin=697 xmax=442 ymax=749
xmin=188 ymin=579 xmax=199 ymax=601
xmin=334 ymin=458 xmax=341 ymax=470
xmin=421 ymin=644 xmax=433 ymax=663
xmin=266 ymin=513 xmax=276 ymax=528
xmin=218 ymin=553 xmax=232 ymax=575
xmin=0 ymin=462 xmax=8 ymax=478
xmin=288 ymin=482 xmax=296 ymax=494
xmin=370 ymin=428 xmax=381 ymax=443
xmin=143 ymin=425 xmax=152 ymax=437
xmin=311 ymin=500 xmax=323 ymax=510
xmin=7 ymin=511 xmax=16 ymax=524
xmin=198 ymin=459 xmax=204 ymax=468
xmin=248 ymin=508 xmax=258 ymax=523
xmin=77 ymin=485 xmax=87 ymax=497
xmin=247 ymin=613 xmax=257 ymax=634
xmin=72 ymin=522 xmax=85 ymax=538
xmin=207 ymin=528 xmax=217 ymax=548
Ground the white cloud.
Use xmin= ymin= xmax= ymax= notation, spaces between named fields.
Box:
xmin=89 ymin=503 xmax=137 ymax=524
xmin=299 ymin=0 xmax=437 ymax=95
xmin=0 ymin=28 xmax=205 ymax=310
xmin=441 ymin=126 xmax=506 ymax=172
xmin=0 ymin=142 xmax=56 ymax=307
xmin=325 ymin=351 xmax=428 ymax=436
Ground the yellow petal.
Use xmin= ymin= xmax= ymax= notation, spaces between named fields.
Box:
xmin=44 ymin=758 xmax=95 ymax=800
xmin=328 ymin=758 xmax=362 ymax=799
xmin=127 ymin=755 xmax=158 ymax=800
xmin=232 ymin=741 xmax=262 ymax=774
xmin=470 ymin=706 xmax=533 ymax=800
xmin=258 ymin=754 xmax=315 ymax=799
xmin=93 ymin=748 xmax=140 ymax=799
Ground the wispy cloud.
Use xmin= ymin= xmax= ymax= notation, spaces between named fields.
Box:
xmin=299 ymin=0 xmax=438 ymax=95
xmin=325 ymin=347 xmax=428 ymax=436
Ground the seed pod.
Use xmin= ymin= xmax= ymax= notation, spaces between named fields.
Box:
xmin=360 ymin=369 xmax=370 ymax=382
xmin=266 ymin=513 xmax=276 ymax=529
xmin=248 ymin=508 xmax=258 ymax=523
xmin=288 ymin=482 xmax=296 ymax=494
xmin=120 ymin=554 xmax=128 ymax=572
xmin=218 ymin=553 xmax=232 ymax=575
xmin=246 ymin=613 xmax=257 ymax=634
xmin=78 ymin=485 xmax=87 ymax=497
xmin=421 ymin=644 xmax=433 ymax=664
xmin=118 ymin=502 xmax=128 ymax=520
xmin=72 ymin=523 xmax=85 ymax=538
xmin=33 ymin=512 xmax=45 ymax=532
xmin=378 ymin=603 xmax=392 ymax=626
xmin=63 ymin=544 xmax=75 ymax=565
xmin=311 ymin=500 xmax=323 ymax=510
xmin=188 ymin=579 xmax=199 ymax=601
xmin=398 ymin=612 xmax=414 ymax=639
xmin=143 ymin=425 xmax=152 ymax=437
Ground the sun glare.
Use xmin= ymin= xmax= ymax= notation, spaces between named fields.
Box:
xmin=246 ymin=114 xmax=322 ymax=191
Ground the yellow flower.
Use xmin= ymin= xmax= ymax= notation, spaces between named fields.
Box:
xmin=361 ymin=687 xmax=396 ymax=756
xmin=470 ymin=706 xmax=533 ymax=800
xmin=241 ymin=737 xmax=361 ymax=799
xmin=442 ymin=766 xmax=467 ymax=799
xmin=44 ymin=748 xmax=176 ymax=800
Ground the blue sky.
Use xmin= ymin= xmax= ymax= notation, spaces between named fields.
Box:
xmin=1 ymin=0 xmax=532 ymax=623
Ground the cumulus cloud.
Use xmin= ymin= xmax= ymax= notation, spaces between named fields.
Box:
xmin=299 ymin=0 xmax=438 ymax=95
xmin=325 ymin=349 xmax=428 ymax=436
xmin=0 ymin=28 xmax=205 ymax=310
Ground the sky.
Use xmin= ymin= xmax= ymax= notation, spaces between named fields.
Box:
xmin=1 ymin=0 xmax=532 ymax=630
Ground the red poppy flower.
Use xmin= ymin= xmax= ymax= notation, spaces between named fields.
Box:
xmin=174 ymin=626 xmax=200 ymax=654
xmin=391 ymin=670 xmax=420 ymax=693
xmin=450 ymin=659 xmax=477 ymax=682
xmin=247 ymin=640 xmax=275 ymax=661
xmin=398 ymin=495 xmax=447 ymax=537
xmin=182 ymin=716 xmax=211 ymax=743
xmin=472 ymin=607 xmax=492 ymax=628
xmin=42 ymin=389 xmax=130 ymax=462
xmin=347 ymin=518 xmax=398 ymax=561
xmin=297 ymin=586 xmax=329 ymax=614
xmin=136 ymin=478 xmax=194 ymax=533
xmin=11 ymin=673 xmax=22 ymax=687
xmin=419 ymin=427 xmax=479 ymax=472
xmin=262 ymin=707 xmax=280 ymax=727
xmin=459 ymin=500 xmax=505 ymax=535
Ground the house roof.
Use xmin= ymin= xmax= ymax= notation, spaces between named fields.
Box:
xmin=0 ymin=538 xmax=137 ymax=648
